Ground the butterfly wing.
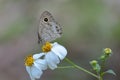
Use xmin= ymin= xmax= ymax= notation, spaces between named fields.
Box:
xmin=38 ymin=11 xmax=62 ymax=44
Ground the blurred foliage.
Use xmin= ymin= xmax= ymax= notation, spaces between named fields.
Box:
xmin=0 ymin=17 xmax=33 ymax=43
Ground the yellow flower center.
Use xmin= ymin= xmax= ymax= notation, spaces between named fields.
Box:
xmin=42 ymin=42 xmax=52 ymax=52
xmin=24 ymin=55 xmax=34 ymax=66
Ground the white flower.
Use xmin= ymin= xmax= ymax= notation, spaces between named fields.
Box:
xmin=24 ymin=53 xmax=47 ymax=80
xmin=42 ymin=42 xmax=67 ymax=70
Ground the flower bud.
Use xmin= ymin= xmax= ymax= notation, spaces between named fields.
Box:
xmin=104 ymin=48 xmax=112 ymax=56
xmin=100 ymin=55 xmax=105 ymax=61
xmin=90 ymin=60 xmax=98 ymax=66
xmin=90 ymin=60 xmax=101 ymax=72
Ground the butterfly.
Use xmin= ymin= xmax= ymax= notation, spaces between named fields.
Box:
xmin=38 ymin=11 xmax=62 ymax=44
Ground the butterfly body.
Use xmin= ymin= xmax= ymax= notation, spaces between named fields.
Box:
xmin=38 ymin=11 xmax=62 ymax=44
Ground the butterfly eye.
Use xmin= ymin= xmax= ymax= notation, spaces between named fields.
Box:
xmin=56 ymin=26 xmax=58 ymax=28
xmin=44 ymin=18 xmax=48 ymax=22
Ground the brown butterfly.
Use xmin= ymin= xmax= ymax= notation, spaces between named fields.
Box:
xmin=38 ymin=11 xmax=62 ymax=44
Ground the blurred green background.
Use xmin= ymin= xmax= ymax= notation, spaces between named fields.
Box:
xmin=0 ymin=0 xmax=120 ymax=80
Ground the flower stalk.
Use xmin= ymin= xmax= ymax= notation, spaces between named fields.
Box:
xmin=65 ymin=58 xmax=99 ymax=79
xmin=57 ymin=66 xmax=75 ymax=69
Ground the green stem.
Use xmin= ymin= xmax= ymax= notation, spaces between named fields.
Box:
xmin=58 ymin=66 xmax=75 ymax=69
xmin=65 ymin=58 xmax=99 ymax=79
xmin=99 ymin=76 xmax=103 ymax=80
xmin=101 ymin=60 xmax=106 ymax=71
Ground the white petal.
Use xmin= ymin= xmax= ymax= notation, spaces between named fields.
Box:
xmin=47 ymin=52 xmax=60 ymax=64
xmin=31 ymin=65 xmax=43 ymax=79
xmin=52 ymin=42 xmax=58 ymax=46
xmin=26 ymin=66 xmax=35 ymax=80
xmin=33 ymin=53 xmax=45 ymax=59
xmin=51 ymin=43 xmax=67 ymax=60
xmin=45 ymin=52 xmax=60 ymax=70
xmin=34 ymin=59 xmax=47 ymax=70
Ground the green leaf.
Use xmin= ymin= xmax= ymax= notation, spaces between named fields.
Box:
xmin=92 ymin=63 xmax=101 ymax=73
xmin=96 ymin=64 xmax=101 ymax=72
xmin=105 ymin=70 xmax=116 ymax=76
